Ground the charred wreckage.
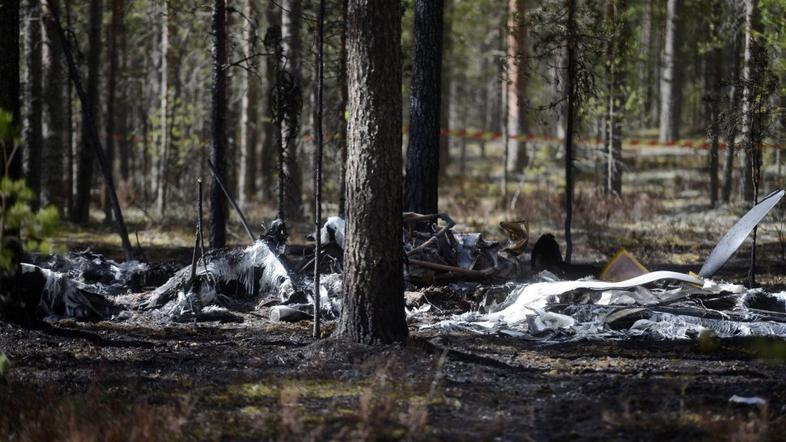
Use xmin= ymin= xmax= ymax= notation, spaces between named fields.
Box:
xmin=2 ymin=189 xmax=786 ymax=343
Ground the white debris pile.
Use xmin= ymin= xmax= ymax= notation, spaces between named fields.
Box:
xmin=418 ymin=272 xmax=786 ymax=341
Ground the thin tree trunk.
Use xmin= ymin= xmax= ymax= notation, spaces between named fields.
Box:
xmin=337 ymin=0 xmax=348 ymax=218
xmin=280 ymin=0 xmax=303 ymax=222
xmin=25 ymin=0 xmax=43 ymax=210
xmin=104 ymin=0 xmax=122 ymax=222
xmin=72 ymin=0 xmax=101 ymax=224
xmin=404 ymin=0 xmax=444 ymax=215
xmin=438 ymin=0 xmax=452 ymax=177
xmin=63 ymin=0 xmax=73 ymax=216
xmin=238 ymin=0 xmax=258 ymax=209
xmin=210 ymin=0 xmax=228 ymax=248
xmin=260 ymin=1 xmax=279 ymax=202
xmin=337 ymin=0 xmax=407 ymax=344
xmin=564 ymin=0 xmax=576 ymax=264
xmin=639 ymin=0 xmax=654 ymax=127
xmin=740 ymin=0 xmax=763 ymax=204
xmin=604 ymin=0 xmax=628 ymax=196
xmin=0 ymin=0 xmax=22 ymax=181
xmin=41 ymin=0 xmax=66 ymax=211
xmin=658 ymin=0 xmax=682 ymax=143
xmin=506 ymin=0 xmax=528 ymax=172
xmin=312 ymin=0 xmax=325 ymax=338
xmin=156 ymin=2 xmax=170 ymax=219
xmin=721 ymin=32 xmax=741 ymax=203
xmin=706 ymin=1 xmax=722 ymax=207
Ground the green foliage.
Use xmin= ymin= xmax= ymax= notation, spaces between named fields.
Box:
xmin=0 ymin=353 xmax=8 ymax=378
xmin=0 ymin=110 xmax=60 ymax=270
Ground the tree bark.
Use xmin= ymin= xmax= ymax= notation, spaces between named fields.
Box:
xmin=210 ymin=0 xmax=228 ymax=248
xmin=103 ymin=0 xmax=123 ymax=222
xmin=238 ymin=0 xmax=258 ymax=209
xmin=337 ymin=0 xmax=407 ymax=344
xmin=437 ymin=0 xmax=452 ymax=177
xmin=280 ymin=0 xmax=303 ymax=222
xmin=706 ymin=1 xmax=722 ymax=207
xmin=404 ymin=0 xmax=443 ymax=215
xmin=260 ymin=1 xmax=279 ymax=202
xmin=506 ymin=0 xmax=528 ymax=172
xmin=72 ymin=0 xmax=101 ymax=224
xmin=563 ymin=0 xmax=576 ymax=264
xmin=603 ymin=0 xmax=629 ymax=196
xmin=25 ymin=0 xmax=43 ymax=210
xmin=721 ymin=32 xmax=741 ymax=203
xmin=740 ymin=0 xmax=764 ymax=204
xmin=658 ymin=0 xmax=682 ymax=143
xmin=337 ymin=0 xmax=348 ymax=218
xmin=156 ymin=1 xmax=170 ymax=219
xmin=41 ymin=0 xmax=66 ymax=211
xmin=0 ymin=0 xmax=22 ymax=181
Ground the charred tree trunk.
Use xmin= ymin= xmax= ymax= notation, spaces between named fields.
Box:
xmin=280 ymin=0 xmax=303 ymax=222
xmin=658 ymin=0 xmax=682 ymax=143
xmin=740 ymin=0 xmax=764 ymax=204
xmin=721 ymin=33 xmax=741 ymax=204
xmin=25 ymin=0 xmax=43 ymax=210
xmin=260 ymin=1 xmax=279 ymax=202
xmin=506 ymin=0 xmax=528 ymax=172
xmin=706 ymin=1 xmax=722 ymax=208
xmin=210 ymin=0 xmax=228 ymax=248
xmin=563 ymin=0 xmax=576 ymax=264
xmin=639 ymin=0 xmax=654 ymax=127
xmin=603 ymin=0 xmax=629 ymax=196
xmin=0 ymin=0 xmax=22 ymax=181
xmin=437 ymin=0 xmax=452 ymax=177
xmin=238 ymin=0 xmax=258 ymax=209
xmin=104 ymin=0 xmax=123 ymax=222
xmin=404 ymin=0 xmax=443 ymax=215
xmin=337 ymin=0 xmax=348 ymax=218
xmin=337 ymin=0 xmax=407 ymax=344
xmin=156 ymin=2 xmax=171 ymax=219
xmin=72 ymin=0 xmax=101 ymax=224
xmin=41 ymin=0 xmax=66 ymax=211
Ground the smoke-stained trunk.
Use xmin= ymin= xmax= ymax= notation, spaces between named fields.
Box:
xmin=280 ymin=0 xmax=303 ymax=222
xmin=603 ymin=0 xmax=629 ymax=196
xmin=706 ymin=1 xmax=722 ymax=207
xmin=238 ymin=0 xmax=258 ymax=209
xmin=740 ymin=0 xmax=765 ymax=204
xmin=156 ymin=2 xmax=171 ymax=218
xmin=210 ymin=0 xmax=228 ymax=248
xmin=72 ymin=0 xmax=102 ymax=224
xmin=438 ymin=0 xmax=452 ymax=177
xmin=0 ymin=0 xmax=21 ymax=180
xmin=260 ymin=1 xmax=279 ymax=202
xmin=721 ymin=32 xmax=741 ymax=203
xmin=41 ymin=0 xmax=66 ymax=211
xmin=337 ymin=0 xmax=407 ymax=344
xmin=25 ymin=0 xmax=43 ymax=210
xmin=506 ymin=0 xmax=528 ymax=172
xmin=404 ymin=0 xmax=443 ymax=215
xmin=104 ymin=0 xmax=123 ymax=222
xmin=658 ymin=0 xmax=682 ymax=143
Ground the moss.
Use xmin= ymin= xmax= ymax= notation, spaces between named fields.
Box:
xmin=228 ymin=379 xmax=369 ymax=400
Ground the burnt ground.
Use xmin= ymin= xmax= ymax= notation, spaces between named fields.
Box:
xmin=2 ymin=314 xmax=786 ymax=441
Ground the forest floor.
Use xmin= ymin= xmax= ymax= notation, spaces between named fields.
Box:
xmin=3 ymin=140 xmax=786 ymax=440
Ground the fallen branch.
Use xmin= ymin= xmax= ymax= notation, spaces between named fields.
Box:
xmin=207 ymin=159 xmax=256 ymax=244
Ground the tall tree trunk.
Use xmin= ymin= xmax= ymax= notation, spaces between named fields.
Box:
xmin=0 ymin=0 xmax=22 ymax=181
xmin=506 ymin=0 xmax=528 ymax=172
xmin=210 ymin=0 xmax=228 ymax=248
xmin=337 ymin=0 xmax=348 ymax=218
xmin=238 ymin=0 xmax=258 ymax=209
xmin=639 ymin=0 xmax=654 ymax=127
xmin=72 ymin=0 xmax=102 ymax=224
xmin=603 ymin=0 xmax=629 ymax=196
xmin=260 ymin=1 xmax=279 ymax=202
xmin=706 ymin=1 xmax=722 ymax=207
xmin=25 ymin=0 xmax=43 ymax=210
xmin=404 ymin=0 xmax=443 ymax=215
xmin=41 ymin=0 xmax=66 ymax=211
xmin=563 ymin=0 xmax=576 ymax=264
xmin=117 ymin=7 xmax=129 ymax=184
xmin=156 ymin=2 xmax=170 ymax=219
xmin=104 ymin=0 xmax=123 ymax=222
xmin=721 ymin=32 xmax=741 ymax=203
xmin=740 ymin=0 xmax=764 ymax=204
xmin=337 ymin=0 xmax=407 ymax=344
xmin=658 ymin=0 xmax=682 ymax=143
xmin=280 ymin=0 xmax=303 ymax=222
xmin=64 ymin=0 xmax=73 ymax=217
xmin=437 ymin=0 xmax=452 ymax=177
